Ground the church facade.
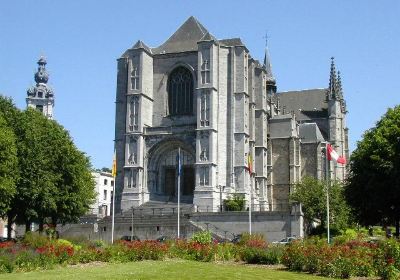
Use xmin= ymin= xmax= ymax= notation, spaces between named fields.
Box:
xmin=114 ymin=17 xmax=348 ymax=213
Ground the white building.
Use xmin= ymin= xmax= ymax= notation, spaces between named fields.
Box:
xmin=91 ymin=171 xmax=115 ymax=217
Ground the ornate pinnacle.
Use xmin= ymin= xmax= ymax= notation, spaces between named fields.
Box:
xmin=328 ymin=57 xmax=338 ymax=99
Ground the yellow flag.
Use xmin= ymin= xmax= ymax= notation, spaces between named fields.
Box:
xmin=112 ymin=150 xmax=117 ymax=177
xmin=247 ymin=153 xmax=252 ymax=174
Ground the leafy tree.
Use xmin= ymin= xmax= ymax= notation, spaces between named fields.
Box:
xmin=346 ymin=105 xmax=400 ymax=236
xmin=291 ymin=176 xmax=350 ymax=233
xmin=101 ymin=167 xmax=112 ymax=173
xmin=0 ymin=95 xmax=96 ymax=235
xmin=0 ymin=113 xmax=18 ymax=216
xmin=15 ymin=109 xmax=96 ymax=230
xmin=0 ymin=96 xmax=23 ymax=238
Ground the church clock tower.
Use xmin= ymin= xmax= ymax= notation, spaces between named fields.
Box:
xmin=26 ymin=56 xmax=55 ymax=119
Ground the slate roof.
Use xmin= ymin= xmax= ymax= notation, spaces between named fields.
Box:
xmin=219 ymin=38 xmax=244 ymax=47
xmin=200 ymin=32 xmax=217 ymax=42
xmin=132 ymin=40 xmax=152 ymax=54
xmin=122 ymin=17 xmax=248 ymax=57
xmin=151 ymin=16 xmax=209 ymax=54
xmin=299 ymin=123 xmax=325 ymax=143
xmin=278 ymin=89 xmax=328 ymax=121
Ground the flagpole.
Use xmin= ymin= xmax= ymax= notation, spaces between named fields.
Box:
xmin=249 ymin=171 xmax=252 ymax=235
xmin=325 ymin=142 xmax=330 ymax=244
xmin=111 ymin=150 xmax=117 ymax=244
xmin=111 ymin=173 xmax=116 ymax=244
xmin=177 ymin=147 xmax=181 ymax=239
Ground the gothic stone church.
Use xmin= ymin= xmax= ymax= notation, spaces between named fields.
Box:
xmin=114 ymin=16 xmax=349 ymax=213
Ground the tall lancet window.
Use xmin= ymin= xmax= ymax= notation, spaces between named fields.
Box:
xmin=168 ymin=67 xmax=193 ymax=115
xmin=201 ymin=49 xmax=210 ymax=84
xmin=200 ymin=90 xmax=210 ymax=127
xmin=131 ymin=62 xmax=139 ymax=90
xmin=128 ymin=137 xmax=137 ymax=165
xmin=199 ymin=167 xmax=209 ymax=186
xmin=129 ymin=96 xmax=139 ymax=131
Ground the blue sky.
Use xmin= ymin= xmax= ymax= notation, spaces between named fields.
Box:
xmin=1 ymin=1 xmax=399 ymax=169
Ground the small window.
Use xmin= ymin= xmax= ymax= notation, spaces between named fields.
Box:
xmin=111 ymin=180 xmax=114 ymax=187
xmin=131 ymin=66 xmax=139 ymax=90
xmin=103 ymin=190 xmax=107 ymax=200
xmin=38 ymin=92 xmax=43 ymax=98
xmin=103 ymin=227 xmax=107 ymax=232
xmin=104 ymin=179 xmax=108 ymax=185
xmin=36 ymin=105 xmax=43 ymax=113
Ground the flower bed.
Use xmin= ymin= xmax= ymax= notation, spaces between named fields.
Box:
xmin=282 ymin=238 xmax=400 ymax=279
xmin=2 ymin=232 xmax=400 ymax=280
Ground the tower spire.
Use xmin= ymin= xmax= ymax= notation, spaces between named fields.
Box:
xmin=263 ymin=32 xmax=275 ymax=85
xmin=337 ymin=70 xmax=343 ymax=100
xmin=26 ymin=56 xmax=55 ymax=119
xmin=328 ymin=57 xmax=338 ymax=100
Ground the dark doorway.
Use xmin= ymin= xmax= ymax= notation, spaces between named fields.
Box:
xmin=165 ymin=168 xmax=176 ymax=196
xmin=183 ymin=167 xmax=195 ymax=196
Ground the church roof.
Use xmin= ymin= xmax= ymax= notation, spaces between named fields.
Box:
xmin=219 ymin=38 xmax=244 ymax=47
xmin=152 ymin=16 xmax=209 ymax=54
xmin=199 ymin=32 xmax=217 ymax=42
xmin=132 ymin=40 xmax=152 ymax=54
xmin=122 ymin=17 xmax=248 ymax=57
xmin=277 ymin=89 xmax=328 ymax=121
xmin=299 ymin=123 xmax=325 ymax=143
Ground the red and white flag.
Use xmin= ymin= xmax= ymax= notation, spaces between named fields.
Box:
xmin=327 ymin=144 xmax=346 ymax=164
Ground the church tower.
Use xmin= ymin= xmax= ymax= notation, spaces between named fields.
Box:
xmin=26 ymin=57 xmax=55 ymax=119
xmin=327 ymin=57 xmax=348 ymax=181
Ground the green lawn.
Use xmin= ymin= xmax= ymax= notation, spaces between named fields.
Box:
xmin=0 ymin=259 xmax=334 ymax=280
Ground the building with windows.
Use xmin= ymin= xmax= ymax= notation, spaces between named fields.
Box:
xmin=91 ymin=172 xmax=114 ymax=217
xmin=114 ymin=16 xmax=348 ymax=213
xmin=26 ymin=56 xmax=55 ymax=119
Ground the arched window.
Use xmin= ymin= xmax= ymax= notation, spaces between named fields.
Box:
xmin=168 ymin=67 xmax=193 ymax=115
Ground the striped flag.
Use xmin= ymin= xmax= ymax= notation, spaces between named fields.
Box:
xmin=327 ymin=144 xmax=346 ymax=164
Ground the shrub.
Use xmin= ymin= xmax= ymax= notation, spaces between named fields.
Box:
xmin=224 ymin=195 xmax=245 ymax=211
xmin=14 ymin=250 xmax=42 ymax=272
xmin=0 ymin=255 xmax=14 ymax=273
xmin=214 ymin=243 xmax=236 ymax=261
xmin=241 ymin=246 xmax=283 ymax=265
xmin=238 ymin=233 xmax=266 ymax=248
xmin=120 ymin=240 xmax=169 ymax=261
xmin=22 ymin=232 xmax=49 ymax=248
xmin=191 ymin=231 xmax=212 ymax=245
xmin=170 ymin=239 xmax=216 ymax=262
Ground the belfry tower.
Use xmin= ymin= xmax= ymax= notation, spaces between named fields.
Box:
xmin=26 ymin=56 xmax=55 ymax=119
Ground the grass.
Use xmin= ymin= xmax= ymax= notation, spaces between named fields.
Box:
xmin=0 ymin=259 xmax=334 ymax=280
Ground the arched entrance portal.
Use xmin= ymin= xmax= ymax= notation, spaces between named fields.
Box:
xmin=147 ymin=141 xmax=195 ymax=203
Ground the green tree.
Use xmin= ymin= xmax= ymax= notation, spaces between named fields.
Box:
xmin=16 ymin=108 xmax=96 ymax=230
xmin=0 ymin=95 xmax=95 ymax=235
xmin=346 ymin=105 xmax=400 ymax=236
xmin=291 ymin=176 xmax=350 ymax=233
xmin=0 ymin=96 xmax=23 ymax=238
xmin=0 ymin=113 xmax=18 ymax=216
